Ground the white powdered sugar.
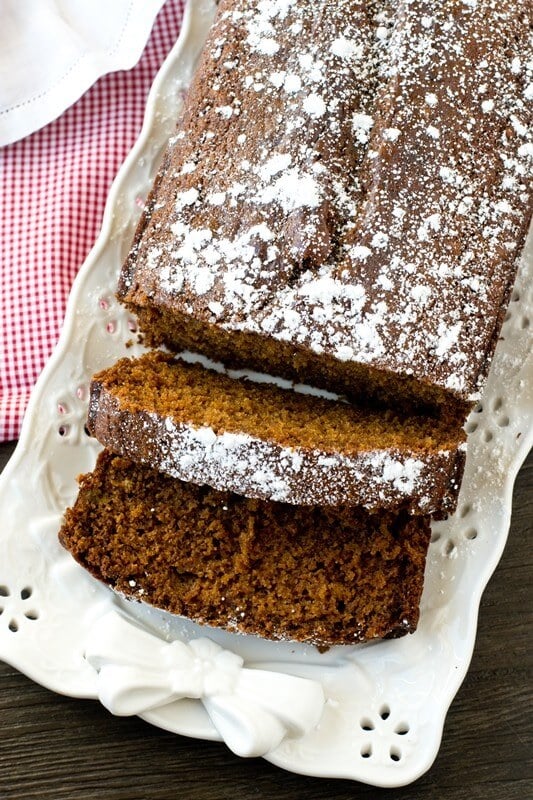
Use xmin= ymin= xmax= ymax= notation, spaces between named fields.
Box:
xmin=383 ymin=127 xmax=401 ymax=141
xmin=121 ymin=411 xmax=452 ymax=512
xmin=129 ymin=0 xmax=533 ymax=402
xmin=352 ymin=111 xmax=374 ymax=144
xmin=258 ymin=153 xmax=292 ymax=180
xmin=329 ymin=36 xmax=363 ymax=60
xmin=302 ymin=93 xmax=326 ymax=117
xmin=255 ymin=168 xmax=322 ymax=212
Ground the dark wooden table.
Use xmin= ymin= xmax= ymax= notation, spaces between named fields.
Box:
xmin=0 ymin=440 xmax=531 ymax=800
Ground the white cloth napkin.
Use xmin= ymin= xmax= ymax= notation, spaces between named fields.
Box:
xmin=0 ymin=0 xmax=166 ymax=146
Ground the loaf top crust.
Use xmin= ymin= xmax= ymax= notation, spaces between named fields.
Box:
xmin=121 ymin=0 xmax=532 ymax=402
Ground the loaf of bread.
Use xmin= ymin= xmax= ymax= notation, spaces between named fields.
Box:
xmin=59 ymin=450 xmax=432 ymax=646
xmin=119 ymin=0 xmax=532 ymax=412
xmin=60 ymin=0 xmax=532 ymax=647
xmin=88 ymin=351 xmax=465 ymax=514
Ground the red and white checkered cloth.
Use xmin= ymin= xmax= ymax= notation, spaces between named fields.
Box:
xmin=0 ymin=0 xmax=185 ymax=442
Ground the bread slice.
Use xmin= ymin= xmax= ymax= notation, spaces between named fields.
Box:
xmin=118 ymin=0 xmax=532 ymax=413
xmin=59 ymin=450 xmax=433 ymax=646
xmin=88 ymin=351 xmax=465 ymax=515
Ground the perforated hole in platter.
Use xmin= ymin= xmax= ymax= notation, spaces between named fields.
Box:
xmin=358 ymin=702 xmax=406 ymax=762
xmin=492 ymin=397 xmax=503 ymax=412
xmin=464 ymin=527 xmax=478 ymax=541
xmin=128 ymin=318 xmax=138 ymax=333
xmin=395 ymin=723 xmax=410 ymax=736
xmin=0 ymin=585 xmax=39 ymax=632
xmin=483 ymin=430 xmax=493 ymax=443
xmin=99 ymin=297 xmax=111 ymax=311
xmin=497 ymin=415 xmax=510 ymax=428
xmin=76 ymin=385 xmax=87 ymax=401
xmin=465 ymin=420 xmax=478 ymax=434
xmin=459 ymin=503 xmax=472 ymax=519
xmin=57 ymin=402 xmax=68 ymax=415
xmin=357 ymin=708 xmax=413 ymax=761
xmin=84 ymin=424 xmax=92 ymax=437
xmin=106 ymin=321 xmax=116 ymax=334
xmin=390 ymin=746 xmax=402 ymax=762
xmin=511 ymin=289 xmax=520 ymax=302
xmin=444 ymin=540 xmax=457 ymax=558
xmin=360 ymin=744 xmax=372 ymax=759
xmin=58 ymin=424 xmax=70 ymax=438
xmin=430 ymin=530 xmax=441 ymax=544
xmin=521 ymin=316 xmax=530 ymax=330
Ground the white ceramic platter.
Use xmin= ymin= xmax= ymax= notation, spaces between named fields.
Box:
xmin=0 ymin=0 xmax=531 ymax=787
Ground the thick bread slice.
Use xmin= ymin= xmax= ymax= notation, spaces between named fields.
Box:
xmin=59 ymin=450 xmax=433 ymax=646
xmin=88 ymin=351 xmax=465 ymax=515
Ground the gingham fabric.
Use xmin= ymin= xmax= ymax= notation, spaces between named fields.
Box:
xmin=0 ymin=0 xmax=184 ymax=442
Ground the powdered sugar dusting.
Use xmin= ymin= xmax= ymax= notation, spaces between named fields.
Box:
xmin=126 ymin=0 xmax=533 ymax=401
xmin=96 ymin=388 xmax=459 ymax=512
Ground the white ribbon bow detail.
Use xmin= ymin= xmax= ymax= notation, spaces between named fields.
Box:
xmin=84 ymin=611 xmax=325 ymax=757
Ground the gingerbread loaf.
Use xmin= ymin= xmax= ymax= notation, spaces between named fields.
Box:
xmin=119 ymin=0 xmax=532 ymax=413
xmin=87 ymin=351 xmax=465 ymax=514
xmin=59 ymin=450 xmax=433 ymax=646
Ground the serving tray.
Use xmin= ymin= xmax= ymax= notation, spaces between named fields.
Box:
xmin=0 ymin=0 xmax=531 ymax=787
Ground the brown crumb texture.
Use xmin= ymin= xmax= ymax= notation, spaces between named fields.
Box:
xmin=91 ymin=351 xmax=464 ymax=451
xmin=58 ymin=451 xmax=432 ymax=646
xmin=123 ymin=302 xmax=468 ymax=417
